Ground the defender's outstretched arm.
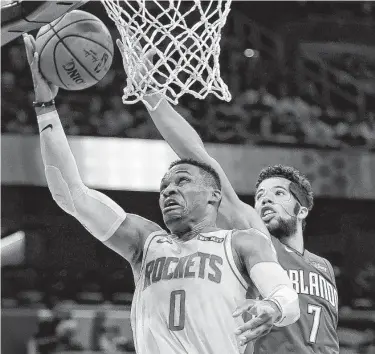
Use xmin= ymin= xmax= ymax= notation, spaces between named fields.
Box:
xmin=116 ymin=39 xmax=268 ymax=233
xmin=145 ymin=95 xmax=269 ymax=234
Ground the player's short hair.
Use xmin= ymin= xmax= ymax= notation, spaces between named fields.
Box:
xmin=169 ymin=158 xmax=221 ymax=191
xmin=256 ymin=165 xmax=314 ymax=229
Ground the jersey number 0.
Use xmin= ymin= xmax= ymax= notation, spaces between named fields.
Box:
xmin=169 ymin=290 xmax=186 ymax=331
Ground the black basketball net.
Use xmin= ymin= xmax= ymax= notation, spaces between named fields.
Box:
xmin=100 ymin=0 xmax=232 ymax=110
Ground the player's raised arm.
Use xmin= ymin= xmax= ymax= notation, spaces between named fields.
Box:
xmin=116 ymin=40 xmax=268 ymax=234
xmin=143 ymin=96 xmax=268 ymax=230
xmin=24 ymin=34 xmax=161 ymax=266
xmin=146 ymin=97 xmax=269 ymax=233
xmin=232 ymin=228 xmax=300 ymax=345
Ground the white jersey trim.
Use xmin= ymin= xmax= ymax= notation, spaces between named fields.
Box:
xmin=224 ymin=230 xmax=248 ymax=290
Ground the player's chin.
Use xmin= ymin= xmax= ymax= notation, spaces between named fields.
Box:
xmin=264 ymin=218 xmax=281 ymax=232
xmin=163 ymin=211 xmax=182 ymax=226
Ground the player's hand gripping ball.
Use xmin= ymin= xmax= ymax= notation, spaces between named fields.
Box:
xmin=23 ymin=33 xmax=59 ymax=103
xmin=35 ymin=10 xmax=114 ymax=90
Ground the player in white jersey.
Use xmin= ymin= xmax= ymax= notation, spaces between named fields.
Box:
xmin=24 ymin=33 xmax=300 ymax=354
xmin=134 ymin=226 xmax=250 ymax=354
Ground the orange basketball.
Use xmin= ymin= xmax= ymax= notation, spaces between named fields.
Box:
xmin=35 ymin=10 xmax=114 ymax=90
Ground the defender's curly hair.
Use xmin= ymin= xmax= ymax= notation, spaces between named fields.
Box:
xmin=256 ymin=165 xmax=314 ymax=212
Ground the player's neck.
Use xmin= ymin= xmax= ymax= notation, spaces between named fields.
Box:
xmin=280 ymin=229 xmax=304 ymax=254
xmin=171 ymin=218 xmax=218 ymax=242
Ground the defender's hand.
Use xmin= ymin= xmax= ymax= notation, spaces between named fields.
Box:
xmin=23 ymin=33 xmax=58 ymax=102
xmin=233 ymin=299 xmax=281 ymax=345
xmin=116 ymin=38 xmax=156 ymax=85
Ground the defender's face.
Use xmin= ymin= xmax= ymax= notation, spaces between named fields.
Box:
xmin=254 ymin=177 xmax=299 ymax=237
xmin=159 ymin=164 xmax=212 ymax=229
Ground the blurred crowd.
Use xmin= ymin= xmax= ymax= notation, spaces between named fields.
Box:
xmin=330 ymin=53 xmax=375 ymax=88
xmin=28 ymin=310 xmax=135 ymax=354
xmin=2 ymin=266 xmax=136 ymax=353
xmin=210 ymin=83 xmax=375 ymax=148
xmin=1 ymin=16 xmax=374 ymax=150
xmin=2 ymin=258 xmax=375 ymax=354
xmin=337 ymin=260 xmax=375 ymax=354
xmin=2 ymin=266 xmax=133 ymax=308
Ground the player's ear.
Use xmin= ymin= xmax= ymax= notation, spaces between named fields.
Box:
xmin=209 ymin=189 xmax=222 ymax=206
xmin=297 ymin=206 xmax=308 ymax=221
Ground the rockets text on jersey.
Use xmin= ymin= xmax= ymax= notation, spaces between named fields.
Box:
xmin=131 ymin=229 xmax=251 ymax=354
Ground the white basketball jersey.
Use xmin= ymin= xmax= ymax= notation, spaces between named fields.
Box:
xmin=131 ymin=229 xmax=249 ymax=354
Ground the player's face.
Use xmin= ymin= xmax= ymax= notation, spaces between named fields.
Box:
xmin=254 ymin=177 xmax=299 ymax=238
xmin=159 ymin=164 xmax=214 ymax=231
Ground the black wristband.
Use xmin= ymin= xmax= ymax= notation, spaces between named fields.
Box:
xmin=33 ymin=99 xmax=55 ymax=108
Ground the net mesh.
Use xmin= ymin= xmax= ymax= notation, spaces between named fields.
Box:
xmin=100 ymin=0 xmax=232 ymax=110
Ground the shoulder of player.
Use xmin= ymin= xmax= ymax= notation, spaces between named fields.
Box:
xmin=305 ymin=250 xmax=329 ymax=264
xmin=102 ymin=214 xmax=164 ymax=267
xmin=231 ymin=228 xmax=272 ymax=252
xmin=305 ymin=250 xmax=336 ymax=280
xmin=144 ymin=229 xmax=170 ymax=248
xmin=115 ymin=213 xmax=164 ymax=244
xmin=321 ymin=257 xmax=335 ymax=279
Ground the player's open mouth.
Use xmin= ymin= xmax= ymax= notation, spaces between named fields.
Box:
xmin=262 ymin=213 xmax=276 ymax=222
xmin=163 ymin=199 xmax=181 ymax=212
xmin=261 ymin=207 xmax=276 ymax=221
xmin=163 ymin=205 xmax=181 ymax=213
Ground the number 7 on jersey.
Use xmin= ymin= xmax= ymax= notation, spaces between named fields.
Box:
xmin=307 ymin=304 xmax=322 ymax=343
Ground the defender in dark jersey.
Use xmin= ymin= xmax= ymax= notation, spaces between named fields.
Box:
xmin=143 ymin=95 xmax=340 ymax=353
xmin=252 ymin=166 xmax=339 ymax=353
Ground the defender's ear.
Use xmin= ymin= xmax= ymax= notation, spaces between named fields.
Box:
xmin=297 ymin=206 xmax=308 ymax=221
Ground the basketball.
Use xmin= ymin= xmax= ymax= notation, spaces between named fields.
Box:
xmin=35 ymin=10 xmax=114 ymax=90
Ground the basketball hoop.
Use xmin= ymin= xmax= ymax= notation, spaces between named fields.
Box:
xmin=100 ymin=0 xmax=232 ymax=110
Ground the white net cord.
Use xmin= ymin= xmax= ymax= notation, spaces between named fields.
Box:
xmin=101 ymin=0 xmax=232 ymax=110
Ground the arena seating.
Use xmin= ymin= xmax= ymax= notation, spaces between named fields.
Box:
xmin=1 ymin=6 xmax=374 ymax=150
